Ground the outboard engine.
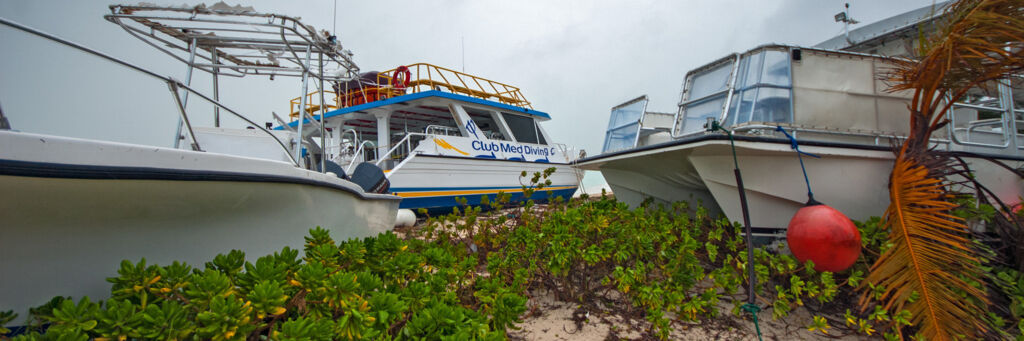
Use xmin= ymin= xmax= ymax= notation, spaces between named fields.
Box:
xmin=350 ymin=162 xmax=390 ymax=194
xmin=318 ymin=160 xmax=350 ymax=180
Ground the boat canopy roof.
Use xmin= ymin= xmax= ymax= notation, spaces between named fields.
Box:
xmin=105 ymin=2 xmax=359 ymax=80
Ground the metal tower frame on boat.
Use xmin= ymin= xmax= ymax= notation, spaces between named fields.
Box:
xmin=105 ymin=3 xmax=359 ymax=171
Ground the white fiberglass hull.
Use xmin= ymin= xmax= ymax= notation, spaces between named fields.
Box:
xmin=582 ymin=137 xmax=1023 ymax=230
xmin=387 ymin=155 xmax=580 ymax=210
xmin=0 ymin=131 xmax=400 ymax=317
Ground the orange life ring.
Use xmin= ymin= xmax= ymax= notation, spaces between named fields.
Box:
xmin=392 ymin=66 xmax=411 ymax=89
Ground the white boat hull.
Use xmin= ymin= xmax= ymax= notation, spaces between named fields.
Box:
xmin=583 ymin=138 xmax=1023 ymax=230
xmin=0 ymin=131 xmax=400 ymax=317
xmin=388 ymin=155 xmax=580 ymax=210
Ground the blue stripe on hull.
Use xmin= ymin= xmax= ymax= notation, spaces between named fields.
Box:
xmin=399 ymin=188 xmax=577 ymax=212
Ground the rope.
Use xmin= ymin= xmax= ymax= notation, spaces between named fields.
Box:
xmin=775 ymin=126 xmax=821 ymax=204
xmin=742 ymin=303 xmax=764 ymax=341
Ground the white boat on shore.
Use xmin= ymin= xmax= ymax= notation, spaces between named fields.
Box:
xmin=578 ymin=4 xmax=1022 ymax=232
xmin=0 ymin=4 xmax=400 ymax=318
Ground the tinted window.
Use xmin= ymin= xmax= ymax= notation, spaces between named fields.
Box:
xmin=467 ymin=108 xmax=506 ymax=140
xmin=501 ymin=113 xmax=539 ymax=144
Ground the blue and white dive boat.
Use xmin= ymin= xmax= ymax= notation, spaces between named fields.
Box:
xmin=0 ymin=4 xmax=400 ymax=319
xmin=282 ymin=63 xmax=582 ymax=212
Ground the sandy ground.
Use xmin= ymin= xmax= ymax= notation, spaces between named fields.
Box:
xmin=508 ymin=289 xmax=874 ymax=341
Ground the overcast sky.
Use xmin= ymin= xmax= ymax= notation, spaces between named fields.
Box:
xmin=0 ymin=0 xmax=939 ymax=155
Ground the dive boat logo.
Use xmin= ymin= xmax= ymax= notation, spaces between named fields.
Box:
xmin=432 ymin=138 xmax=470 ymax=156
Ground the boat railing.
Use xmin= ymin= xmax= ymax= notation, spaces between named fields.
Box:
xmin=729 ymin=123 xmax=955 ymax=149
xmin=425 ymin=125 xmax=460 ymax=136
xmin=290 ymin=91 xmax=339 ymax=120
xmin=345 ymin=140 xmax=378 ymax=174
xmin=0 ymin=16 xmax=300 ymax=166
xmin=375 ymin=132 xmax=433 ymax=169
xmin=947 ymin=93 xmax=1021 ymax=150
xmin=380 ymin=63 xmax=531 ymax=109
xmin=553 ymin=142 xmax=581 ymax=162
xmin=289 ymin=63 xmax=534 ymax=119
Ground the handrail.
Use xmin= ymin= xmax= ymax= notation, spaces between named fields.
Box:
xmin=378 ymin=63 xmax=532 ymax=109
xmin=945 ymin=92 xmax=1016 ymax=149
xmin=0 ymin=16 xmax=300 ymax=166
xmin=340 ymin=128 xmax=359 ymax=145
xmin=385 ymin=150 xmax=419 ymax=179
xmin=345 ymin=140 xmax=377 ymax=174
xmin=290 ymin=91 xmax=338 ymax=119
xmin=726 ymin=123 xmax=956 ymax=147
xmin=425 ymin=125 xmax=459 ymax=136
xmin=289 ymin=63 xmax=535 ymax=115
xmin=375 ymin=133 xmax=432 ymax=167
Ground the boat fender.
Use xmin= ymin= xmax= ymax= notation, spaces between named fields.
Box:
xmin=786 ymin=201 xmax=861 ymax=273
xmin=392 ymin=66 xmax=410 ymax=89
xmin=394 ymin=209 xmax=416 ymax=228
xmin=350 ymin=162 xmax=390 ymax=194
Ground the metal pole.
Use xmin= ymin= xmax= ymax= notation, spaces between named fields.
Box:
xmin=173 ymin=38 xmax=198 ymax=148
xmin=168 ymin=81 xmax=201 ymax=151
xmin=212 ymin=49 xmax=220 ymax=127
xmin=294 ymin=45 xmax=312 ymax=165
xmin=319 ymin=52 xmax=327 ymax=173
xmin=999 ymin=77 xmax=1018 ymax=152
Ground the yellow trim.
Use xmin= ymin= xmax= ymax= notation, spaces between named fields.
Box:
xmin=395 ymin=185 xmax=577 ymax=198
xmin=432 ymin=138 xmax=470 ymax=156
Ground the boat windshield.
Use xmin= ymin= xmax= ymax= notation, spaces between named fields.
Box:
xmin=676 ymin=46 xmax=794 ymax=136
xmin=723 ymin=48 xmax=793 ymax=127
xmin=602 ymin=96 xmax=647 ymax=153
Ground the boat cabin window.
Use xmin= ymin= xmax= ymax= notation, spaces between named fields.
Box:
xmin=677 ymin=60 xmax=733 ymax=136
xmin=466 ymin=108 xmax=508 ymax=140
xmin=602 ymin=96 xmax=647 ymax=153
xmin=501 ymin=112 xmax=541 ymax=144
xmin=724 ymin=49 xmax=792 ymax=127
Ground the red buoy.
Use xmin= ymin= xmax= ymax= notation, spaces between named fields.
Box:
xmin=786 ymin=203 xmax=861 ymax=272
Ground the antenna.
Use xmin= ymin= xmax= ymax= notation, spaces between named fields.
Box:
xmin=461 ymin=36 xmax=465 ymax=72
xmin=834 ymin=3 xmax=860 ymax=45
xmin=332 ymin=0 xmax=337 ymax=33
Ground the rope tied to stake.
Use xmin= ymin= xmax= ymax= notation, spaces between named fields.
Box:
xmin=775 ymin=126 xmax=821 ymax=205
xmin=706 ymin=119 xmax=763 ymax=341
xmin=742 ymin=303 xmax=763 ymax=341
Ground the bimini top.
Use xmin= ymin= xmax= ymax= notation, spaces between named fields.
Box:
xmin=105 ymin=3 xmax=359 ymax=80
xmin=279 ymin=63 xmax=549 ymax=130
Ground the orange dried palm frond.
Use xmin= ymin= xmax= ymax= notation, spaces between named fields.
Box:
xmin=861 ymin=148 xmax=989 ymax=340
xmin=862 ymin=0 xmax=1024 ymax=339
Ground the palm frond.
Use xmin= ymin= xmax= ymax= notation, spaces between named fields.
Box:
xmin=861 ymin=149 xmax=989 ymax=340
xmin=862 ymin=0 xmax=1024 ymax=339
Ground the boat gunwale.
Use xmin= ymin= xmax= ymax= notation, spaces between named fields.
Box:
xmin=0 ymin=158 xmax=401 ymax=201
xmin=577 ymin=133 xmax=1024 ymax=166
